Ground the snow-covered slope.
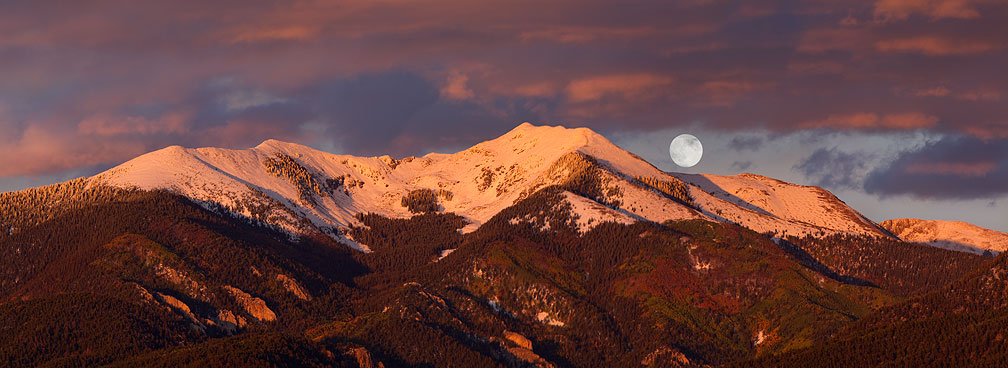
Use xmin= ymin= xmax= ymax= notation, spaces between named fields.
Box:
xmin=881 ymin=218 xmax=1008 ymax=255
xmin=90 ymin=123 xmax=890 ymax=250
xmin=671 ymin=173 xmax=890 ymax=238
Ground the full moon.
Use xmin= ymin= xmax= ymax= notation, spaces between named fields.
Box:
xmin=670 ymin=134 xmax=703 ymax=167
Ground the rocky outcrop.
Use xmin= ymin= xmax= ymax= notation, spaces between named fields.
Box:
xmin=223 ymin=285 xmax=277 ymax=322
xmin=502 ymin=331 xmax=553 ymax=368
xmin=348 ymin=347 xmax=385 ymax=368
xmin=276 ymin=273 xmax=311 ymax=301
xmin=208 ymin=309 xmax=247 ymax=335
xmin=154 ymin=292 xmax=206 ymax=332
xmin=504 ymin=331 xmax=532 ymax=350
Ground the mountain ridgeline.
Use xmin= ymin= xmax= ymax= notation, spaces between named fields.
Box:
xmin=1 ymin=123 xmax=1006 ymax=367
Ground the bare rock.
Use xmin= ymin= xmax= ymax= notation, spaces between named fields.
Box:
xmin=155 ymin=292 xmax=205 ymax=332
xmin=212 ymin=309 xmax=247 ymax=335
xmin=224 ymin=285 xmax=277 ymax=322
xmin=349 ymin=347 xmax=385 ymax=368
xmin=504 ymin=331 xmax=533 ymax=350
xmin=276 ymin=273 xmax=311 ymax=301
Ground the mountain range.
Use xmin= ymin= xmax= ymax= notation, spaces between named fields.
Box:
xmin=1 ymin=123 xmax=1006 ymax=367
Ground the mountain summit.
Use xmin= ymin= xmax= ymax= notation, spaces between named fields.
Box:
xmin=91 ymin=123 xmax=890 ymax=250
xmin=3 ymin=123 xmax=1004 ymax=367
xmin=881 ymin=218 xmax=1008 ymax=255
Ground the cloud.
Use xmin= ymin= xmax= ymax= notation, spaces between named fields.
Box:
xmin=229 ymin=25 xmax=320 ymax=44
xmin=864 ymin=135 xmax=1008 ymax=199
xmin=221 ymin=90 xmax=288 ymax=112
xmin=796 ymin=28 xmax=871 ymax=54
xmin=518 ymin=26 xmax=664 ymax=44
xmin=565 ymin=74 xmax=675 ymax=103
xmin=912 ymin=86 xmax=952 ymax=97
xmin=732 ymin=160 xmax=753 ymax=171
xmin=0 ymin=124 xmax=148 ymax=177
xmin=696 ymin=80 xmax=766 ymax=107
xmin=441 ymin=71 xmax=475 ymax=100
xmin=800 ymin=113 xmax=939 ymax=130
xmin=794 ymin=147 xmax=875 ymax=190
xmin=77 ymin=112 xmax=191 ymax=136
xmin=0 ymin=0 xmax=1006 ymax=181
xmin=729 ymin=136 xmax=764 ymax=151
xmin=875 ymin=36 xmax=1000 ymax=55
xmin=904 ymin=161 xmax=996 ymax=176
xmin=873 ymin=0 xmax=985 ymax=21
xmin=958 ymin=89 xmax=1001 ymax=101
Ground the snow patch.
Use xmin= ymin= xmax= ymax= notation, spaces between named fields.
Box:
xmin=437 ymin=248 xmax=456 ymax=261
xmin=562 ymin=191 xmax=637 ymax=232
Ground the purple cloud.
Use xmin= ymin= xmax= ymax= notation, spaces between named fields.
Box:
xmin=864 ymin=136 xmax=1008 ymax=199
xmin=794 ymin=147 xmax=875 ymax=190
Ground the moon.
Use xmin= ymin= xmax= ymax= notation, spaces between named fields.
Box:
xmin=670 ymin=134 xmax=703 ymax=167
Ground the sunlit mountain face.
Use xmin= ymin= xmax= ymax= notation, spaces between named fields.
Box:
xmin=1 ymin=124 xmax=1006 ymax=366
xmin=1 ymin=1 xmax=1006 ymax=366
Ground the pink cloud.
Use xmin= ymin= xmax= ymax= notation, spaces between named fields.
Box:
xmin=77 ymin=112 xmax=191 ymax=136
xmin=511 ymin=82 xmax=559 ymax=97
xmin=912 ymin=86 xmax=952 ymax=97
xmin=0 ymin=124 xmax=147 ymax=176
xmin=962 ymin=123 xmax=1008 ymax=139
xmin=228 ymin=25 xmax=320 ymax=44
xmin=873 ymin=0 xmax=985 ymax=21
xmin=800 ymin=112 xmax=939 ymax=130
xmin=440 ymin=72 xmax=475 ymax=100
xmin=565 ymin=73 xmax=674 ymax=103
xmin=519 ymin=24 xmax=716 ymax=44
xmin=875 ymin=36 xmax=1000 ymax=55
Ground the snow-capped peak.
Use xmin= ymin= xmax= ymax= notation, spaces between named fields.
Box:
xmin=90 ymin=123 xmax=891 ymax=250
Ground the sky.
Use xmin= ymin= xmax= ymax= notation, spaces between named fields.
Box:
xmin=0 ymin=0 xmax=1005 ymax=231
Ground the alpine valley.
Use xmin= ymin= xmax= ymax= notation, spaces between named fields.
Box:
xmin=2 ymin=123 xmax=1007 ymax=367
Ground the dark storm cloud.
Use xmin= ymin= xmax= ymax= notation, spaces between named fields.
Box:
xmin=0 ymin=0 xmax=1006 ymax=179
xmin=793 ymin=148 xmax=875 ymax=190
xmin=864 ymin=136 xmax=1008 ymax=199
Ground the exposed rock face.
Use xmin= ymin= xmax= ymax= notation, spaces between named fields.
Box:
xmin=276 ymin=274 xmax=311 ymax=301
xmin=156 ymin=292 xmax=196 ymax=321
xmin=131 ymin=282 xmax=155 ymax=303
xmin=223 ymin=285 xmax=277 ymax=322
xmin=154 ymin=292 xmax=206 ymax=332
xmin=349 ymin=347 xmax=384 ymax=368
xmin=500 ymin=331 xmax=553 ymax=367
xmin=504 ymin=331 xmax=533 ymax=350
xmin=211 ymin=309 xmax=247 ymax=335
